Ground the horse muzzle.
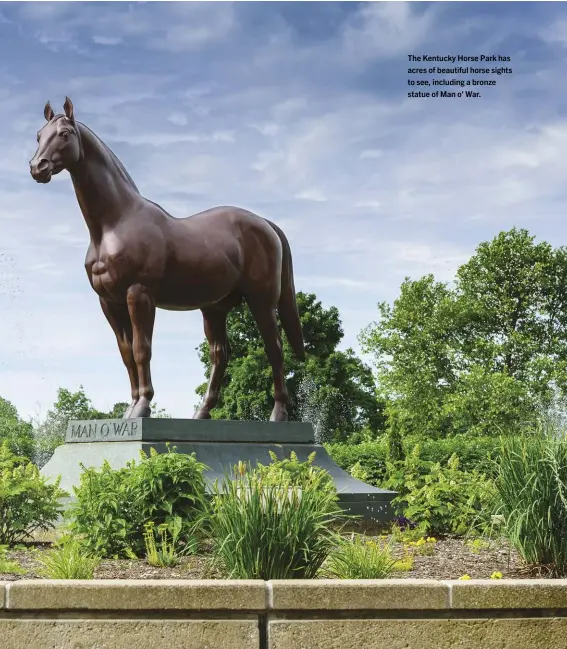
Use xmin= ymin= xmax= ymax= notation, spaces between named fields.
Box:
xmin=29 ymin=158 xmax=53 ymax=184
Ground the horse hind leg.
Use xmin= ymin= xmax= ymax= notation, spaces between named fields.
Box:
xmin=193 ymin=306 xmax=231 ymax=419
xmin=99 ymin=297 xmax=139 ymax=418
xmin=246 ymin=297 xmax=289 ymax=422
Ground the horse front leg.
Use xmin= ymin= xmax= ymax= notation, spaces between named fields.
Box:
xmin=99 ymin=297 xmax=139 ymax=418
xmin=126 ymin=284 xmax=156 ymax=418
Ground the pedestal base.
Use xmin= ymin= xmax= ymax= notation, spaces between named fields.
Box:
xmin=42 ymin=418 xmax=396 ymax=521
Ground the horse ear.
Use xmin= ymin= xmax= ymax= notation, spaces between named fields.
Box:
xmin=63 ymin=96 xmax=75 ymax=121
xmin=44 ymin=101 xmax=54 ymax=122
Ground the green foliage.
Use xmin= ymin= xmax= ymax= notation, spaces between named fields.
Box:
xmin=204 ymin=462 xmax=346 ymax=579
xmin=385 ymin=446 xmax=497 ymax=536
xmin=326 ymin=438 xmax=389 ymax=485
xmin=143 ymin=518 xmax=195 ymax=567
xmin=195 ymin=292 xmax=385 ymax=441
xmin=68 ymin=446 xmax=206 ymax=558
xmin=0 ymin=398 xmax=34 ymax=460
xmin=253 ymin=450 xmax=335 ymax=491
xmin=33 ymin=386 xmax=107 ymax=467
xmin=360 ymin=228 xmax=567 ymax=439
xmin=327 ymin=435 xmax=501 ymax=486
xmin=36 ymin=537 xmax=101 ymax=579
xmin=496 ymin=420 xmax=567 ymax=574
xmin=0 ymin=545 xmax=25 ymax=574
xmin=324 ymin=534 xmax=398 ymax=579
xmin=0 ymin=442 xmax=66 ymax=546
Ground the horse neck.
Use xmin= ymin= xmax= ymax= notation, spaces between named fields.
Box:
xmin=69 ymin=123 xmax=141 ymax=240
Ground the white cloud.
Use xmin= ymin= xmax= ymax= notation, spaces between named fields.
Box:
xmin=168 ymin=112 xmax=188 ymax=127
xmin=92 ymin=35 xmax=122 ymax=46
xmin=341 ymin=1 xmax=439 ymax=62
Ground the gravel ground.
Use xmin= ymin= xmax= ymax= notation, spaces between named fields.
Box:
xmin=0 ymin=536 xmax=550 ymax=581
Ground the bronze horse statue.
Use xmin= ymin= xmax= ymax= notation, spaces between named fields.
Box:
xmin=29 ymin=98 xmax=305 ymax=421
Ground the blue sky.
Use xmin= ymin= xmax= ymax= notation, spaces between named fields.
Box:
xmin=1 ymin=1 xmax=567 ymax=421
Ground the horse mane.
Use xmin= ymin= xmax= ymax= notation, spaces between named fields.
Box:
xmin=75 ymin=120 xmax=140 ymax=193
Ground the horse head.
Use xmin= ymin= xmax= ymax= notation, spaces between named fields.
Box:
xmin=29 ymin=97 xmax=82 ymax=184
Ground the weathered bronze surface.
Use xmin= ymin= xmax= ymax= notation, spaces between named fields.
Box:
xmin=29 ymin=98 xmax=305 ymax=421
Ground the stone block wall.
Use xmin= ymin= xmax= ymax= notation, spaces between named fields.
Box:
xmin=1 ymin=579 xmax=566 ymax=649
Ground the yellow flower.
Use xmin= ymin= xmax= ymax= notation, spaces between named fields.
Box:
xmin=490 ymin=571 xmax=503 ymax=580
xmin=458 ymin=574 xmax=472 ymax=580
xmin=426 ymin=537 xmax=437 ymax=543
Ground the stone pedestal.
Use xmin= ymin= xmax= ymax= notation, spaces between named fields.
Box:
xmin=41 ymin=418 xmax=396 ymax=521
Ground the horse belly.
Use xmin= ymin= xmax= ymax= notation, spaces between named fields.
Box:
xmin=155 ymin=288 xmax=231 ymax=310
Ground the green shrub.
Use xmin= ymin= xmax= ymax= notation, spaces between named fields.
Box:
xmin=385 ymin=445 xmax=497 ymax=536
xmin=68 ymin=446 xmax=207 ymax=558
xmin=36 ymin=537 xmax=100 ymax=579
xmin=0 ymin=442 xmax=66 ymax=545
xmin=0 ymin=398 xmax=35 ymax=460
xmin=496 ymin=426 xmax=567 ymax=574
xmin=412 ymin=436 xmax=500 ymax=477
xmin=327 ymin=435 xmax=501 ymax=487
xmin=204 ymin=460 xmax=346 ymax=579
xmin=324 ymin=534 xmax=398 ymax=579
xmin=254 ymin=450 xmax=335 ymax=491
xmin=143 ymin=517 xmax=198 ymax=567
xmin=326 ymin=439 xmax=389 ymax=485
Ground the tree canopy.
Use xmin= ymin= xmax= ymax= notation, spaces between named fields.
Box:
xmin=360 ymin=228 xmax=567 ymax=439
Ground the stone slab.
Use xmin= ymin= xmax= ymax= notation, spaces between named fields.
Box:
xmin=269 ymin=580 xmax=449 ymax=610
xmin=66 ymin=418 xmax=315 ymax=444
xmin=268 ymin=618 xmax=567 ymax=649
xmin=42 ymin=430 xmax=396 ymax=521
xmin=0 ymin=619 xmax=258 ymax=649
xmin=0 ymin=582 xmax=5 ymax=609
xmin=448 ymin=579 xmax=567 ymax=609
xmin=7 ymin=579 xmax=266 ymax=610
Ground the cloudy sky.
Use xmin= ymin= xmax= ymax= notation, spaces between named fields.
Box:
xmin=1 ymin=1 xmax=567 ymax=421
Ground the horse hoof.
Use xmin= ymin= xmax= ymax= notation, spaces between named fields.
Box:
xmin=269 ymin=407 xmax=288 ymax=422
xmin=129 ymin=402 xmax=151 ymax=418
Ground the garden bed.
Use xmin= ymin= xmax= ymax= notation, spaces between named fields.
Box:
xmin=0 ymin=535 xmax=545 ymax=581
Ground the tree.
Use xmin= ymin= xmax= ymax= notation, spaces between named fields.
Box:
xmin=360 ymin=228 xmax=567 ymax=439
xmin=0 ymin=397 xmax=35 ymax=459
xmin=33 ymin=386 xmax=107 ymax=467
xmin=195 ymin=292 xmax=384 ymax=442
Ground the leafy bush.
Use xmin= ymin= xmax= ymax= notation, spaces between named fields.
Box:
xmin=254 ymin=450 xmax=335 ymax=491
xmin=412 ymin=436 xmax=500 ymax=477
xmin=36 ymin=537 xmax=100 ymax=579
xmin=324 ymin=534 xmax=399 ymax=579
xmin=0 ymin=442 xmax=66 ymax=545
xmin=327 ymin=435 xmax=501 ymax=487
xmin=143 ymin=517 xmax=197 ymax=567
xmin=68 ymin=446 xmax=207 ymax=558
xmin=204 ymin=460 xmax=345 ymax=579
xmin=326 ymin=439 xmax=389 ymax=485
xmin=0 ymin=398 xmax=35 ymax=460
xmin=385 ymin=445 xmax=497 ymax=536
xmin=496 ymin=425 xmax=567 ymax=574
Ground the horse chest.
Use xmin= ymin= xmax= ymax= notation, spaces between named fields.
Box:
xmin=87 ymin=252 xmax=132 ymax=299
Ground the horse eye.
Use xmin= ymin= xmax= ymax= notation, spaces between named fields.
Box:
xmin=59 ymin=130 xmax=70 ymax=140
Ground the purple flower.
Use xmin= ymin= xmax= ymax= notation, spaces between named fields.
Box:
xmin=393 ymin=516 xmax=417 ymax=531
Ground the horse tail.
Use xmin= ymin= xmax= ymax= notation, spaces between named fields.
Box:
xmin=266 ymin=220 xmax=306 ymax=361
